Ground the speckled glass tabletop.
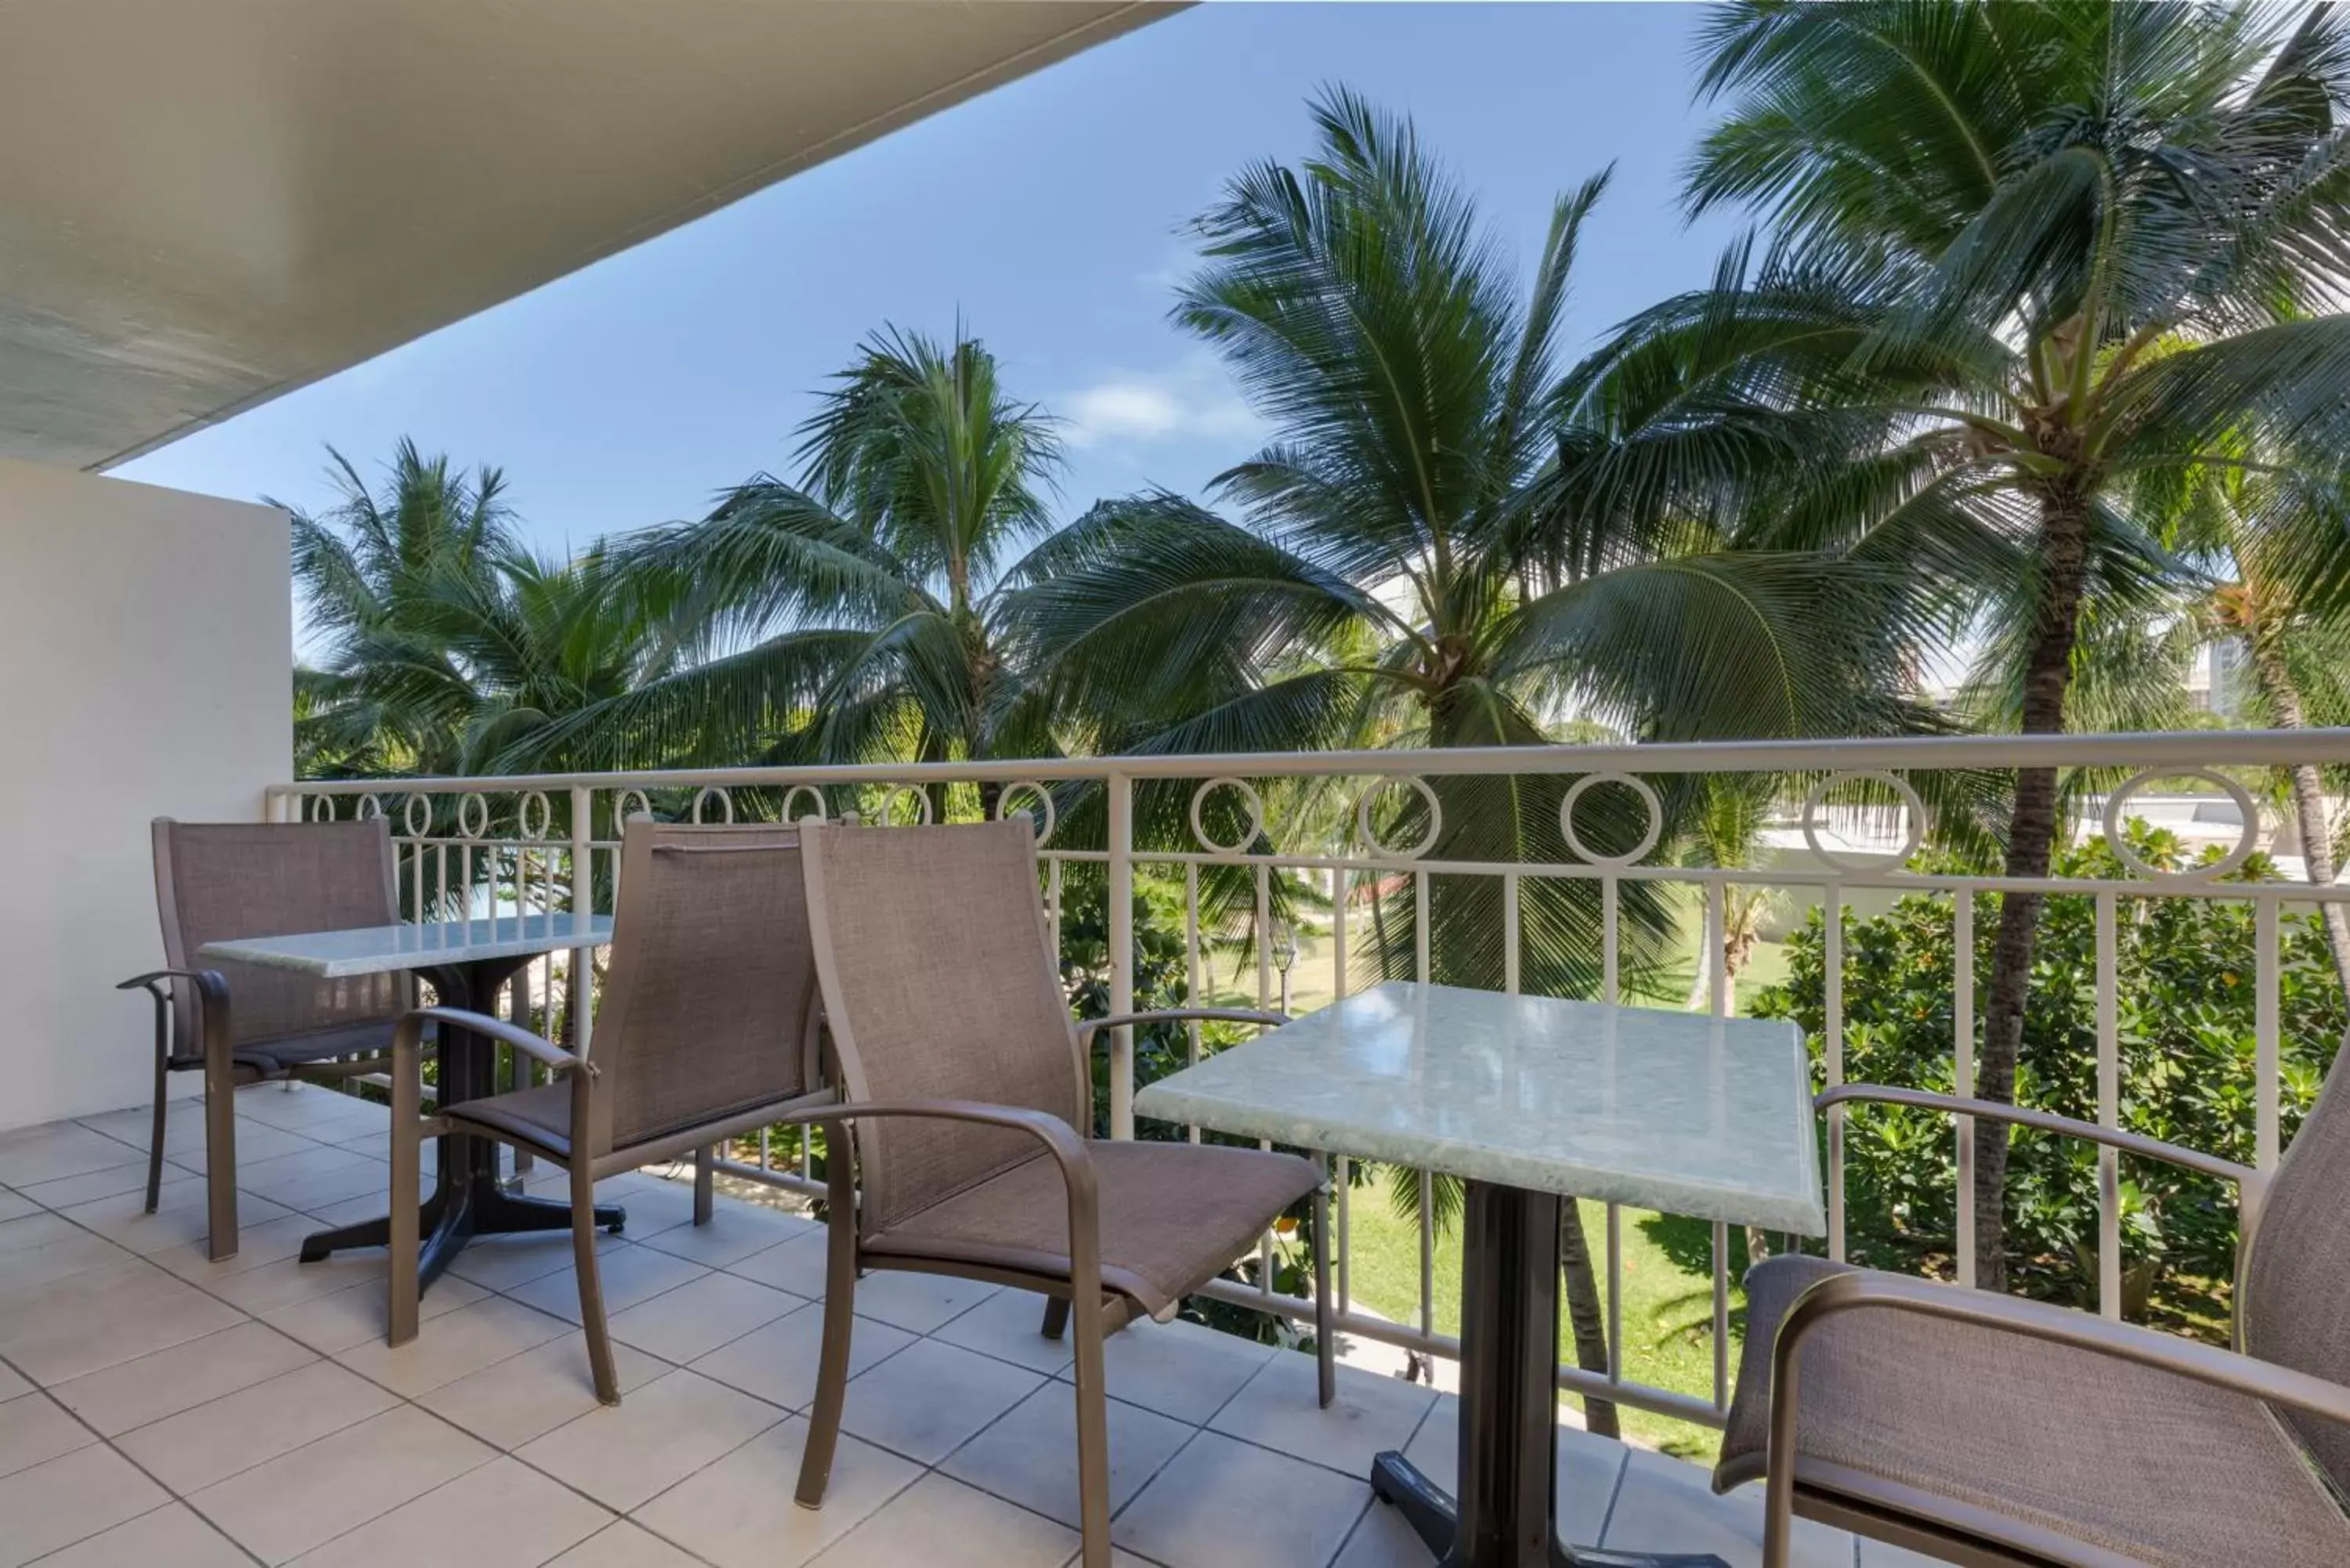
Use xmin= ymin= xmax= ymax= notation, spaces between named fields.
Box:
xmin=1133 ymin=980 xmax=1824 ymax=1235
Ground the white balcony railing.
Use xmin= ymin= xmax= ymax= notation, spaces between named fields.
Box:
xmin=268 ymin=728 xmax=2350 ymax=1430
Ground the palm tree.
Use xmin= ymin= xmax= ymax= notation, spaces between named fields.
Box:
xmin=1010 ymin=87 xmax=1947 ymax=1432
xmin=1643 ymin=0 xmax=2350 ymax=1289
xmin=573 ymin=327 xmax=1065 ymax=796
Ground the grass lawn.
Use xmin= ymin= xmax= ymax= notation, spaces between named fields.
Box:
xmin=1337 ymin=1168 xmax=1746 ymax=1460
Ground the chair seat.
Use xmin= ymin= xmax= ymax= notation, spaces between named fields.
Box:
xmin=171 ymin=1019 xmax=405 ymax=1078
xmin=1718 ymin=1255 xmax=2350 ymax=1567
xmin=865 ymin=1140 xmax=1321 ymax=1317
xmin=446 ymin=1081 xmax=575 ymax=1156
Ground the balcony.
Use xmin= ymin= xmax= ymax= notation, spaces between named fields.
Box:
xmin=0 ymin=1086 xmax=1894 ymax=1568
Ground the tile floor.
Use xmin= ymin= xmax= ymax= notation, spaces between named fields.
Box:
xmin=0 ymin=1086 xmax=1940 ymax=1567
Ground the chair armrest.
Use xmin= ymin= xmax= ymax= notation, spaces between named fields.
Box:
xmin=397 ymin=1005 xmax=582 ymax=1075
xmin=118 ymin=967 xmax=231 ymax=1071
xmin=1076 ymin=1008 xmax=1289 ymax=1052
xmin=117 ymin=966 xmax=227 ymax=999
xmin=1817 ymin=1084 xmax=2260 ymax=1190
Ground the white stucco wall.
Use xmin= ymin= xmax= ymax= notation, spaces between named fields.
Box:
xmin=0 ymin=457 xmax=291 ymax=1131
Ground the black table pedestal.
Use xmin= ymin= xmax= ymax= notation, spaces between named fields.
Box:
xmin=298 ymin=953 xmax=624 ymax=1290
xmin=1370 ymin=1181 xmax=1728 ymax=1568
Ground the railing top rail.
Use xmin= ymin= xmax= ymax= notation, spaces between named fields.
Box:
xmin=272 ymin=727 xmax=2350 ymax=797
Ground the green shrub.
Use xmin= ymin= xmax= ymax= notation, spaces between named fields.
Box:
xmin=1752 ymin=823 xmax=2344 ymax=1326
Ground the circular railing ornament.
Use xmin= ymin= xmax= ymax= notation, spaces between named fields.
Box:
xmin=2101 ymin=768 xmax=2261 ymax=881
xmin=355 ymin=793 xmax=384 ymax=822
xmin=402 ymin=794 xmax=432 ymax=839
xmin=457 ymin=793 xmax=490 ymax=841
xmin=996 ymin=779 xmax=1058 ymax=847
xmin=517 ymin=791 xmax=552 ymax=840
xmin=308 ymin=794 xmax=338 ymax=822
xmin=1800 ymin=771 xmax=1928 ymax=873
xmin=691 ymin=786 xmax=735 ymax=826
xmin=1189 ymin=777 xmax=1267 ymax=855
xmin=616 ymin=789 xmax=654 ymax=829
xmin=1355 ymin=775 xmax=1442 ymax=861
xmin=877 ymin=785 xmax=932 ymax=826
xmin=1558 ymin=772 xmax=1663 ymax=867
xmin=779 ymin=785 xmax=828 ymax=825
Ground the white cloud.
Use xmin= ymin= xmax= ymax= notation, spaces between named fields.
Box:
xmin=1058 ymin=356 xmax=1262 ymax=453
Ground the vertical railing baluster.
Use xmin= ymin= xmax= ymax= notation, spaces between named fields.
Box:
xmin=1417 ymin=1167 xmax=1435 ymax=1345
xmin=1332 ymin=864 xmax=1349 ymax=1001
xmin=1414 ymin=868 xmax=1431 ymax=985
xmin=1602 ymin=872 xmax=1619 ymax=1005
xmin=1826 ymin=883 xmax=1846 ymax=1263
xmin=1336 ymin=1154 xmax=1352 ymax=1313
xmin=1706 ymin=879 xmax=1729 ymax=1017
xmin=1254 ymin=861 xmax=1272 ymax=1010
xmin=1605 ymin=1203 xmax=1623 ymax=1384
xmin=1503 ymin=872 xmax=1521 ymax=995
xmin=1184 ymin=863 xmax=1202 ymax=1145
xmin=2256 ymin=894 xmax=2280 ymax=1173
xmin=570 ymin=786 xmax=595 ymax=1062
xmin=1107 ymin=772 xmax=1135 ymax=1141
xmin=2096 ymin=889 xmax=2121 ymax=1320
xmin=1954 ymin=889 xmax=1976 ymax=1288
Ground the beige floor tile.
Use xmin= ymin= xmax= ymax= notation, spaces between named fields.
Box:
xmin=446 ymin=1228 xmax=620 ymax=1292
xmin=333 ymin=1293 xmax=575 ymax=1396
xmin=49 ymin=1318 xmax=319 ymax=1436
xmin=262 ymin=1272 xmax=488 ymax=1353
xmin=1058 ymin=1317 xmax=1277 ymax=1426
xmin=607 ymin=1270 xmax=802 ymax=1362
xmin=29 ymin=1501 xmax=255 ymax=1567
xmin=841 ymin=1335 xmax=1047 ymax=1465
xmin=507 ymin=1241 xmax=711 ymax=1324
xmin=548 ymin=1519 xmax=708 ymax=1567
xmin=1604 ymin=1451 xmax=1853 ymax=1568
xmin=941 ymin=1378 xmax=1193 ymax=1529
xmin=233 ymin=1142 xmax=381 ymax=1194
xmin=207 ymin=1248 xmax=392 ymax=1314
xmin=0 ymin=1443 xmax=171 ymax=1566
xmin=0 ymin=1123 xmax=146 ymax=1188
xmin=599 ymin=1179 xmax=701 ymax=1237
xmin=15 ymin=1162 xmax=186 ymax=1211
xmin=1399 ymin=1392 xmax=1623 ymax=1548
xmin=637 ymin=1201 xmax=816 ymax=1268
xmin=1115 ymin=1431 xmax=1369 ymax=1568
xmin=286 ymin=1455 xmax=613 ymax=1567
xmin=242 ymin=1154 xmax=392 ymax=1212
xmin=193 ymin=1405 xmax=497 ymax=1566
xmin=1860 ymin=1540 xmax=1951 ymax=1566
xmin=0 ymin=1363 xmax=27 ymax=1404
xmin=0 ymin=1227 xmax=134 ymax=1299
xmin=515 ymin=1367 xmax=783 ymax=1512
xmin=1330 ymin=1496 xmax=1435 ymax=1567
xmin=118 ymin=1359 xmax=400 ymax=1494
xmin=931 ymin=1286 xmax=1080 ymax=1374
xmin=234 ymin=1089 xmax=387 ymax=1139
xmin=813 ymin=1472 xmax=1079 ymax=1568
xmin=303 ymin=1190 xmax=408 ymax=1230
xmin=74 ymin=1102 xmax=202 ymax=1147
xmin=0 ymin=1189 xmax=38 ymax=1224
xmin=841 ymin=1266 xmax=1003 ymax=1335
xmin=0 ymin=1211 xmax=80 ymax=1258
xmin=421 ymin=1334 xmax=671 ymax=1450
xmin=152 ymin=1213 xmax=326 ymax=1284
xmin=0 ymin=1263 xmax=244 ymax=1384
xmin=1208 ymin=1349 xmax=1436 ymax=1480
xmin=0 ymin=1391 xmax=94 ymax=1479
xmin=64 ymin=1180 xmax=296 ymax=1256
xmin=631 ymin=1415 xmax=920 ymax=1568
xmin=689 ymin=1301 xmax=911 ymax=1411
xmin=160 ymin=1119 xmax=324 ymax=1176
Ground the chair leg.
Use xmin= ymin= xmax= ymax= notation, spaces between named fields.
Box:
xmin=388 ymin=1061 xmax=421 ymax=1347
xmin=201 ymin=1071 xmax=239 ymax=1263
xmin=145 ymin=1064 xmax=169 ymax=1216
xmin=572 ymin=1158 xmax=620 ymax=1404
xmin=1071 ymin=1291 xmax=1112 ymax=1568
xmin=1039 ymin=1294 xmax=1071 ymax=1341
xmin=694 ymin=1144 xmax=715 ymax=1226
xmin=1313 ymin=1182 xmax=1336 ymax=1409
xmin=794 ymin=1192 xmax=860 ymax=1508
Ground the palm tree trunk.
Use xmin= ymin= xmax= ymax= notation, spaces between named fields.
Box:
xmin=1558 ymin=1201 xmax=1617 ymax=1438
xmin=1974 ymin=486 xmax=2093 ymax=1293
xmin=2242 ymin=634 xmax=2350 ymax=1000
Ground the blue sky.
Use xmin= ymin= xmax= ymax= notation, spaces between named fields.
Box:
xmin=118 ymin=3 xmax=1744 ymax=558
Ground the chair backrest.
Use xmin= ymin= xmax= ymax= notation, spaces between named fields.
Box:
xmin=588 ymin=819 xmax=824 ymax=1155
xmin=153 ymin=818 xmax=406 ymax=1052
xmin=798 ymin=818 xmax=1083 ymax=1237
xmin=2241 ymin=1046 xmax=2350 ymax=1490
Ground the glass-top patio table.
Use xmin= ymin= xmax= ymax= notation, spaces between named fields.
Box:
xmin=201 ymin=913 xmax=615 ymax=1292
xmin=1133 ymin=981 xmax=1826 ymax=1568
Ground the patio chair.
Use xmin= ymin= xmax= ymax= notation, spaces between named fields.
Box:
xmin=1719 ymin=1080 xmax=2350 ymax=1567
xmin=385 ymin=819 xmax=833 ymax=1404
xmin=781 ymin=818 xmax=1332 ymax=1568
xmin=122 ymin=818 xmax=410 ymax=1262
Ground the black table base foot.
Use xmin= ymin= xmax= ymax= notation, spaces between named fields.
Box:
xmin=1373 ymin=1451 xmax=1727 ymax=1568
xmin=475 ymin=1186 xmax=627 ymax=1236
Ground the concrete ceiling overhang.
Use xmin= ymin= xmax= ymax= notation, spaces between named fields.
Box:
xmin=0 ymin=0 xmax=1175 ymax=470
